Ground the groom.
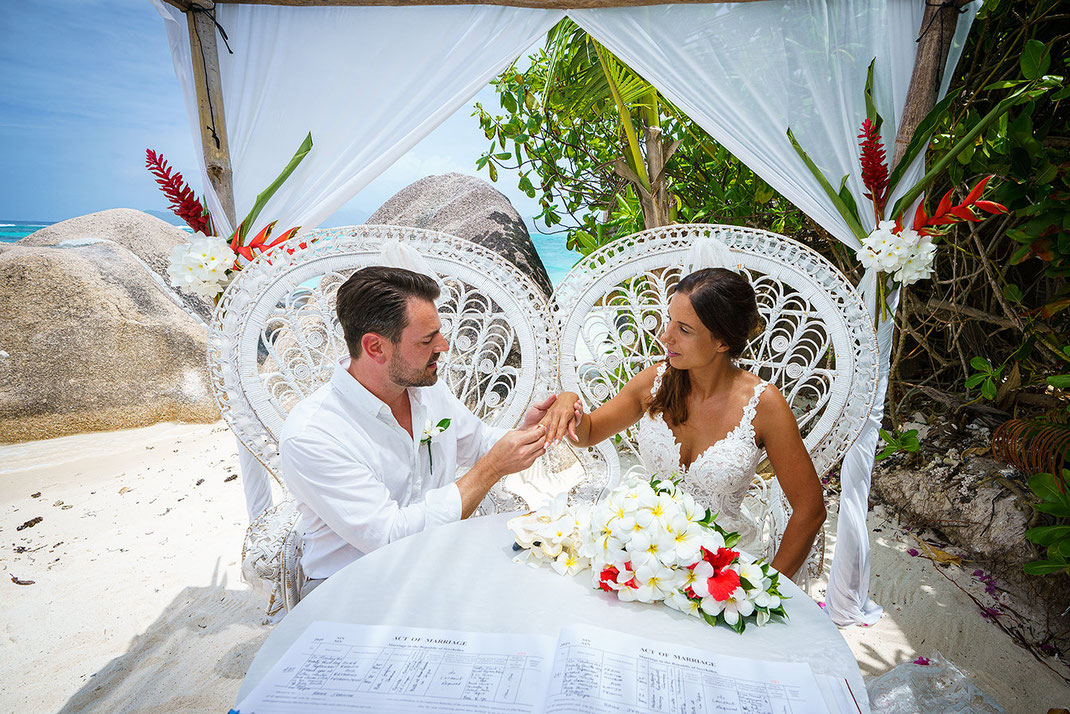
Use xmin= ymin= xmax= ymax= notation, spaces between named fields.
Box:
xmin=280 ymin=265 xmax=550 ymax=596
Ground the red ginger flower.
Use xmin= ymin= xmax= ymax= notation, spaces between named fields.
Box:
xmin=145 ymin=149 xmax=211 ymax=235
xmin=858 ymin=118 xmax=889 ymax=217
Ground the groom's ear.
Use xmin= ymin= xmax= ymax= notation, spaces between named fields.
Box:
xmin=361 ymin=332 xmax=390 ymax=364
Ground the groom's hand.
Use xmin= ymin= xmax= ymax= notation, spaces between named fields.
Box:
xmin=487 ymin=425 xmax=548 ymax=475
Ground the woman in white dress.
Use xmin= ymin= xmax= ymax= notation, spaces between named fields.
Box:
xmin=543 ymin=267 xmax=826 ymax=580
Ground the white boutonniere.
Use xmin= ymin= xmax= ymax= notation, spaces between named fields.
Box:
xmin=421 ymin=418 xmax=451 ymax=476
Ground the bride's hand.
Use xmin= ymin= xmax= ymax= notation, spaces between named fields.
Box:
xmin=539 ymin=391 xmax=583 ymax=444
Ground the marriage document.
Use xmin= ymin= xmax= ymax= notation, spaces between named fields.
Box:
xmin=234 ymin=622 xmax=556 ymax=713
xmin=235 ymin=622 xmax=831 ymax=713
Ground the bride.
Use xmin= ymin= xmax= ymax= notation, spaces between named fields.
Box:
xmin=542 ymin=256 xmax=826 ymax=581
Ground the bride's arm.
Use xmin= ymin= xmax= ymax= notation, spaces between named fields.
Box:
xmin=545 ymin=366 xmax=659 ymax=447
xmin=754 ymin=387 xmax=827 ymax=579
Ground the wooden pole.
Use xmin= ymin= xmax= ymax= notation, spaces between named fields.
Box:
xmin=891 ymin=0 xmax=969 ymax=169
xmin=186 ymin=0 xmax=238 ymax=230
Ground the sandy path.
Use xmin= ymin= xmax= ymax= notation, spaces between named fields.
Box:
xmin=2 ymin=422 xmax=1067 ymax=712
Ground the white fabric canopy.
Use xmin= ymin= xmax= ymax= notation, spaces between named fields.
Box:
xmin=157 ymin=0 xmax=975 ymax=624
xmin=155 ymin=2 xmax=563 ymax=236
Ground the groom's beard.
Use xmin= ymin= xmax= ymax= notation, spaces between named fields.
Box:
xmin=389 ymin=352 xmax=440 ymax=388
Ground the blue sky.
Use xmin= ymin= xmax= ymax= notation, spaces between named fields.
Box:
xmin=0 ymin=0 xmax=543 ymax=226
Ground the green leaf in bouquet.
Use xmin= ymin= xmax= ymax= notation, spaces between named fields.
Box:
xmin=231 ymin=132 xmax=313 ymax=247
xmin=786 ymin=128 xmax=866 ymax=241
xmin=739 ymin=576 xmax=755 ymax=591
xmin=885 ymin=88 xmax=961 ymax=195
xmin=730 ymin=617 xmax=746 ymax=634
xmin=863 ymin=59 xmax=884 ymax=137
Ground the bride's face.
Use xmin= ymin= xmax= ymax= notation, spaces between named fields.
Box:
xmin=660 ymin=292 xmax=729 ymax=369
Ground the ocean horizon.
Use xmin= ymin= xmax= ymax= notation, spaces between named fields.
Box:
xmin=0 ymin=220 xmax=579 ymax=285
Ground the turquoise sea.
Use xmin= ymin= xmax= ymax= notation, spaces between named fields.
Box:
xmin=0 ymin=221 xmax=579 ymax=286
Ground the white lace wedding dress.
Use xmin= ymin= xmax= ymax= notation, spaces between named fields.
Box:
xmin=635 ymin=362 xmax=780 ymax=565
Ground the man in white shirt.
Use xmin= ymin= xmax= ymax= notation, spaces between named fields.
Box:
xmin=281 ymin=266 xmax=549 ymax=594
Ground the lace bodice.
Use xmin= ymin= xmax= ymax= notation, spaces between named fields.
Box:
xmin=636 ymin=362 xmax=770 ymax=554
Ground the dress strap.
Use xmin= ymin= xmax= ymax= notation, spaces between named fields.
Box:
xmin=742 ymin=380 xmax=770 ymax=426
xmin=650 ymin=362 xmax=669 ymax=397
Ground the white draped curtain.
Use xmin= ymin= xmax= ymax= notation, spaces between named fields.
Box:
xmin=156 ymin=0 xmax=974 ymax=625
xmin=155 ymin=2 xmax=564 ymax=236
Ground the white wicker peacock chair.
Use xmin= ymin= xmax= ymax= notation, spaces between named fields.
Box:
xmin=553 ymin=224 xmax=880 ymax=585
xmin=207 ymin=226 xmax=557 ymax=613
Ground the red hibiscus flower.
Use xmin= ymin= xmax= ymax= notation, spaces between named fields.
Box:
xmin=701 ymin=546 xmax=739 ymax=571
xmin=705 ymin=568 xmax=741 ymax=602
xmin=598 ymin=566 xmax=619 ymax=592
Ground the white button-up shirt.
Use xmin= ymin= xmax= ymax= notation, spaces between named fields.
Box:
xmin=280 ymin=360 xmax=506 ymax=579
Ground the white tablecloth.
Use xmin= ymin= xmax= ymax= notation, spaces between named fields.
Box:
xmin=238 ymin=513 xmax=869 ymax=712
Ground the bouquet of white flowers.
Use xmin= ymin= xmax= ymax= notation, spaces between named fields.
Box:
xmin=508 ymin=476 xmax=788 ymax=633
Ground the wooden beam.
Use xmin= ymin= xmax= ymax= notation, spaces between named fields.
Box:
xmin=207 ymin=0 xmax=767 ymax=6
xmin=891 ymin=0 xmax=969 ymax=169
xmin=186 ymin=1 xmax=238 ymax=230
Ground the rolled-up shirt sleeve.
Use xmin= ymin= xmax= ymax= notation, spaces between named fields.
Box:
xmin=281 ymin=435 xmax=461 ymax=554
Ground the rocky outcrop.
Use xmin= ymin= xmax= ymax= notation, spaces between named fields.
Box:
xmin=368 ymin=173 xmax=551 ymax=296
xmin=0 ymin=240 xmax=218 ymax=443
xmin=19 ymin=208 xmax=213 ymax=324
xmin=871 ymin=417 xmax=1070 ymax=648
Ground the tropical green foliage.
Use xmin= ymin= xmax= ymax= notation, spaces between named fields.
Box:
xmin=888 ymin=3 xmax=1068 ymax=419
xmin=473 ymin=19 xmax=809 ymax=256
xmin=1024 ymin=471 xmax=1070 ymax=576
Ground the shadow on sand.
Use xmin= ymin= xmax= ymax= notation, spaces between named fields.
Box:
xmin=59 ymin=561 xmax=271 ymax=713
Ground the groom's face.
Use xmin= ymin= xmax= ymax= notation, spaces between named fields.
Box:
xmin=387 ymin=297 xmax=448 ymax=388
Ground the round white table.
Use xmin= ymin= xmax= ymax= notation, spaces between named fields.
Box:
xmin=238 ymin=513 xmax=868 ymax=712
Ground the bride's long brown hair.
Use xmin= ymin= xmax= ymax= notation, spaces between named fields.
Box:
xmin=648 ymin=268 xmax=760 ymax=426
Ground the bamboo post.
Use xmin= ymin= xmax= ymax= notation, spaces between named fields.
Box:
xmin=891 ymin=0 xmax=969 ymax=169
xmin=186 ymin=0 xmax=238 ymax=230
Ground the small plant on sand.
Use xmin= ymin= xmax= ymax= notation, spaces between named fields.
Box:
xmin=875 ymin=427 xmax=920 ymax=461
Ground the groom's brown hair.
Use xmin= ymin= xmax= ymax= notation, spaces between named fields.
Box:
xmin=336 ymin=266 xmax=440 ymax=358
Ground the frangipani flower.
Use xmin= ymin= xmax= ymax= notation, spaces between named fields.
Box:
xmin=509 ymin=474 xmax=784 ymax=633
xmin=552 ymin=551 xmax=589 ymax=576
xmin=665 ymin=589 xmax=703 ymax=618
xmin=701 ymin=586 xmax=755 ymax=626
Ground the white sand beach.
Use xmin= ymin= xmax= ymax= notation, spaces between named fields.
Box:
xmin=1 ymin=422 xmax=1067 ymax=713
